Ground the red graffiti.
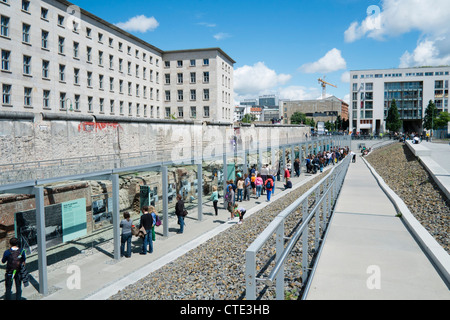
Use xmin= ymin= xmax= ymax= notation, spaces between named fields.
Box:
xmin=78 ymin=122 xmax=122 ymax=132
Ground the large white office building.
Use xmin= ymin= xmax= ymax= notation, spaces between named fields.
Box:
xmin=0 ymin=0 xmax=235 ymax=122
xmin=350 ymin=66 xmax=450 ymax=134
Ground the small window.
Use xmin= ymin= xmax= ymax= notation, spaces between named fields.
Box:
xmin=22 ymin=23 xmax=31 ymax=43
xmin=41 ymin=7 xmax=49 ymax=20
xmin=0 ymin=15 xmax=9 ymax=38
xmin=1 ymin=50 xmax=10 ymax=71
xmin=24 ymin=87 xmax=32 ymax=106
xmin=57 ymin=15 xmax=65 ymax=27
xmin=2 ymin=84 xmax=12 ymax=105
xmin=22 ymin=0 xmax=30 ymax=12
xmin=23 ymin=55 xmax=31 ymax=75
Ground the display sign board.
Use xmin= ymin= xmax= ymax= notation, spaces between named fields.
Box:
xmin=15 ymin=199 xmax=87 ymax=254
xmin=62 ymin=198 xmax=87 ymax=242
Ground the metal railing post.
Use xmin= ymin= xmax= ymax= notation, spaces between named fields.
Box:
xmin=302 ymin=201 xmax=309 ymax=283
xmin=275 ymin=221 xmax=285 ymax=299
xmin=245 ymin=250 xmax=256 ymax=300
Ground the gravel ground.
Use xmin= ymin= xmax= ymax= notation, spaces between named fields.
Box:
xmin=109 ymin=169 xmax=333 ymax=300
xmin=365 ymin=142 xmax=450 ymax=253
xmin=110 ymin=142 xmax=449 ymax=300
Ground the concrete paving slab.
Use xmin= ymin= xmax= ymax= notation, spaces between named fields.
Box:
xmin=306 ymin=155 xmax=450 ymax=300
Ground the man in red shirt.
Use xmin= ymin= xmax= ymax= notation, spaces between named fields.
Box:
xmin=284 ymin=166 xmax=290 ymax=182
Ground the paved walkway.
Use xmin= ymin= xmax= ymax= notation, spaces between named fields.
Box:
xmin=305 ymin=153 xmax=450 ymax=300
xmin=19 ymin=165 xmax=327 ymax=300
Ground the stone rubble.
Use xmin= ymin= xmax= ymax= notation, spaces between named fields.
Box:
xmin=110 ymin=142 xmax=449 ymax=300
xmin=365 ymin=142 xmax=449 ymax=254
xmin=110 ymin=173 xmax=327 ymax=300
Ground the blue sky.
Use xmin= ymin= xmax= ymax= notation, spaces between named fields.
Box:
xmin=72 ymin=0 xmax=450 ymax=104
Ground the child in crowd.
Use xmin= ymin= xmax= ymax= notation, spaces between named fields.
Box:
xmin=233 ymin=204 xmax=247 ymax=224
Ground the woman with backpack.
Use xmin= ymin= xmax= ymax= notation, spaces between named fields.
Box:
xmin=265 ymin=175 xmax=274 ymax=202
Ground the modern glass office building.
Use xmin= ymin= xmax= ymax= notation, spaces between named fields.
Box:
xmin=350 ymin=67 xmax=449 ymax=134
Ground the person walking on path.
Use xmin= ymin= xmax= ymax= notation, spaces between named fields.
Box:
xmin=120 ymin=211 xmax=133 ymax=258
xmin=251 ymin=173 xmax=256 ymax=196
xmin=224 ymin=181 xmax=235 ymax=221
xmin=294 ymin=158 xmax=300 ymax=177
xmin=139 ymin=206 xmax=154 ymax=254
xmin=175 ymin=194 xmax=186 ymax=234
xmin=243 ymin=174 xmax=251 ymax=201
xmin=265 ymin=175 xmax=274 ymax=202
xmin=210 ymin=186 xmax=219 ymax=216
xmin=255 ymin=174 xmax=263 ymax=198
xmin=2 ymin=237 xmax=26 ymax=300
xmin=236 ymin=177 xmax=244 ymax=202
xmin=149 ymin=206 xmax=158 ymax=241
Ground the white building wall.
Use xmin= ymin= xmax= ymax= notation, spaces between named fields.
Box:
xmin=350 ymin=67 xmax=450 ymax=134
xmin=0 ymin=0 xmax=234 ymax=122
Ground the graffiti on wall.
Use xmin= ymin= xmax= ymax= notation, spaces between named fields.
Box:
xmin=78 ymin=122 xmax=122 ymax=132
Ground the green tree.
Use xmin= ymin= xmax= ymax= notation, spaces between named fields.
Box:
xmin=291 ymin=112 xmax=307 ymax=125
xmin=334 ymin=115 xmax=342 ymax=131
xmin=435 ymin=111 xmax=450 ymax=129
xmin=241 ymin=113 xmax=256 ymax=123
xmin=325 ymin=121 xmax=334 ymax=131
xmin=385 ymin=99 xmax=402 ymax=132
xmin=423 ymin=100 xmax=439 ymax=130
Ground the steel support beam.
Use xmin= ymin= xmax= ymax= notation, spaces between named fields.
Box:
xmin=34 ymin=186 xmax=48 ymax=295
xmin=161 ymin=166 xmax=169 ymax=237
xmin=111 ymin=174 xmax=121 ymax=260
xmin=197 ymin=163 xmax=203 ymax=221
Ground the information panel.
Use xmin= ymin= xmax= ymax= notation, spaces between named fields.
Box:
xmin=62 ymin=198 xmax=87 ymax=242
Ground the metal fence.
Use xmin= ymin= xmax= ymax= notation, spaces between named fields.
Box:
xmin=245 ymin=154 xmax=351 ymax=300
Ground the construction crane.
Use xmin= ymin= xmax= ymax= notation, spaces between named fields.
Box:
xmin=318 ymin=77 xmax=337 ymax=99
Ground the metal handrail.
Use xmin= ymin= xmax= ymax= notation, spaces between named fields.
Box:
xmin=245 ymin=155 xmax=350 ymax=300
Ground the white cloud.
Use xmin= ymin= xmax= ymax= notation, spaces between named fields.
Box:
xmin=344 ymin=0 xmax=450 ymax=67
xmin=343 ymin=94 xmax=350 ymax=104
xmin=214 ymin=33 xmax=231 ymax=41
xmin=340 ymin=71 xmax=350 ymax=83
xmin=234 ymin=62 xmax=292 ymax=97
xmin=278 ymin=86 xmax=322 ymax=101
xmin=400 ymin=37 xmax=450 ymax=67
xmin=197 ymin=22 xmax=216 ymax=28
xmin=344 ymin=0 xmax=450 ymax=42
xmin=299 ymin=49 xmax=347 ymax=74
xmin=115 ymin=15 xmax=159 ymax=33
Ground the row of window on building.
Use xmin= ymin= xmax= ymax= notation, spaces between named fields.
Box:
xmin=352 ymin=71 xmax=449 ymax=79
xmin=1 ymin=84 xmax=214 ymax=119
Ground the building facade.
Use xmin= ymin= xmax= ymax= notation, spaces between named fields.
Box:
xmin=350 ymin=66 xmax=450 ymax=134
xmin=0 ymin=0 xmax=235 ymax=122
xmin=281 ymin=96 xmax=348 ymax=125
